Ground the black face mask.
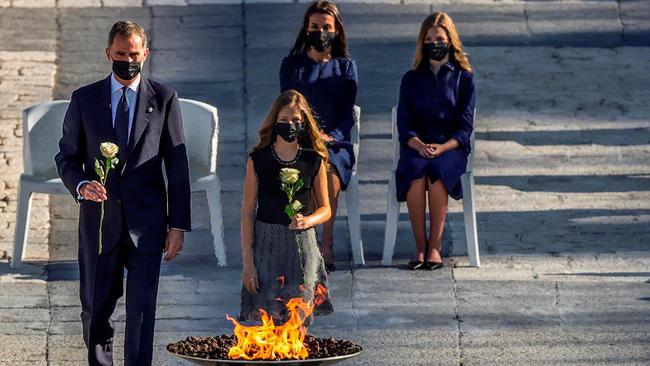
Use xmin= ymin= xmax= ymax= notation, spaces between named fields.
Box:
xmin=306 ymin=31 xmax=336 ymax=52
xmin=112 ymin=60 xmax=142 ymax=80
xmin=274 ymin=122 xmax=304 ymax=143
xmin=423 ymin=42 xmax=450 ymax=62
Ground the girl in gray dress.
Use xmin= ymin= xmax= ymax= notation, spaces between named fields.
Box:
xmin=239 ymin=90 xmax=333 ymax=325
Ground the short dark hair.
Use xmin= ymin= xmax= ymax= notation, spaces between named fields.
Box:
xmin=108 ymin=20 xmax=147 ymax=48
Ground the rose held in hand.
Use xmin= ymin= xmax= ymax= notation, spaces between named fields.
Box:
xmin=279 ymin=167 xmax=307 ymax=283
xmin=280 ymin=168 xmax=304 ymax=218
xmin=94 ymin=142 xmax=119 ymax=254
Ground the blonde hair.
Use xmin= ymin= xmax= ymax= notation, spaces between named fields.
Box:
xmin=253 ymin=90 xmax=329 ymax=169
xmin=412 ymin=13 xmax=472 ymax=72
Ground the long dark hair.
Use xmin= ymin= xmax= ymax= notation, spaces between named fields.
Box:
xmin=289 ymin=1 xmax=350 ymax=59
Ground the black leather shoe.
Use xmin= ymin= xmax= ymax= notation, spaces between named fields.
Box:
xmin=408 ymin=260 xmax=424 ymax=270
xmin=423 ymin=261 xmax=444 ymax=270
xmin=95 ymin=336 xmax=113 ymax=366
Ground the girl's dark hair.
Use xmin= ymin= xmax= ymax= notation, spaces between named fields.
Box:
xmin=289 ymin=1 xmax=349 ymax=59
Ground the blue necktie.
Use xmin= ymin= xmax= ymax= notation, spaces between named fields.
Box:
xmin=115 ymin=86 xmax=130 ymax=163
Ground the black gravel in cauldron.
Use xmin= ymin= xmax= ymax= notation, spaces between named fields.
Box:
xmin=167 ymin=335 xmax=362 ymax=361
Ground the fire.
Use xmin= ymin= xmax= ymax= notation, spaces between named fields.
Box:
xmin=226 ymin=284 xmax=328 ymax=360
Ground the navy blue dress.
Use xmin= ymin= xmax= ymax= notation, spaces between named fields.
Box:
xmin=395 ymin=62 xmax=476 ymax=201
xmin=280 ymin=53 xmax=358 ymax=189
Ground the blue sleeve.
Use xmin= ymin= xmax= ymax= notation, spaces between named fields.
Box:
xmin=54 ymin=91 xmax=88 ymax=202
xmin=279 ymin=57 xmax=292 ymax=92
xmin=396 ymin=73 xmax=418 ymax=146
xmin=450 ymin=72 xmax=475 ymax=149
xmin=162 ymin=91 xmax=192 ymax=232
xmin=330 ymin=60 xmax=358 ymax=142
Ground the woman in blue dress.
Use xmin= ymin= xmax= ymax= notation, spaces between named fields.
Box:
xmin=280 ymin=1 xmax=358 ymax=272
xmin=396 ymin=12 xmax=476 ymax=270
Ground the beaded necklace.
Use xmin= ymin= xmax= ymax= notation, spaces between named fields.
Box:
xmin=271 ymin=143 xmax=302 ymax=166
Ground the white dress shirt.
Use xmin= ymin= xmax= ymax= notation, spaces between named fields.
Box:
xmin=76 ymin=73 xmax=140 ymax=199
xmin=110 ymin=73 xmax=140 ymax=137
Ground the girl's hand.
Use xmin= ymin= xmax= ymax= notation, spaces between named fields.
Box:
xmin=288 ymin=213 xmax=312 ymax=230
xmin=242 ymin=264 xmax=259 ymax=294
xmin=417 ymin=144 xmax=436 ymax=159
xmin=427 ymin=144 xmax=446 ymax=158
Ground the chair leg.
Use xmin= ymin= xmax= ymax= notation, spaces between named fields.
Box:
xmin=382 ymin=174 xmax=400 ymax=266
xmin=345 ymin=173 xmax=365 ymax=266
xmin=462 ymin=173 xmax=480 ymax=267
xmin=205 ymin=181 xmax=226 ymax=267
xmin=11 ymin=181 xmax=32 ymax=268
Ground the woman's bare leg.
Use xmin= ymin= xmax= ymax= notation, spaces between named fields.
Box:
xmin=406 ymin=177 xmax=427 ymax=262
xmin=426 ymin=178 xmax=448 ymax=263
xmin=320 ymin=171 xmax=341 ymax=265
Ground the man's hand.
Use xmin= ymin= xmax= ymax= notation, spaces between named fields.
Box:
xmin=80 ymin=181 xmax=108 ymax=202
xmin=163 ymin=229 xmax=184 ymax=261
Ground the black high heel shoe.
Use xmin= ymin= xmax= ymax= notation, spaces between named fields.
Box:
xmin=423 ymin=261 xmax=444 ymax=270
xmin=325 ymin=263 xmax=336 ymax=273
xmin=408 ymin=260 xmax=424 ymax=270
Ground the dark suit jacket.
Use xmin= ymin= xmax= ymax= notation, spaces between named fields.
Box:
xmin=55 ymin=75 xmax=192 ymax=253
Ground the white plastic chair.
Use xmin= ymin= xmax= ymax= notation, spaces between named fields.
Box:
xmin=12 ymin=101 xmax=71 ymax=268
xmin=340 ymin=105 xmax=365 ymax=266
xmin=179 ymin=99 xmax=226 ymax=266
xmin=381 ymin=106 xmax=480 ymax=267
xmin=12 ymin=100 xmax=226 ymax=268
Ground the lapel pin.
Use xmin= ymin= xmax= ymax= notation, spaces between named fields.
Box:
xmin=146 ymin=106 xmax=153 ymax=113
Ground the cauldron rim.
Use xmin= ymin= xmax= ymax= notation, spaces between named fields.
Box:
xmin=167 ymin=349 xmax=363 ymax=365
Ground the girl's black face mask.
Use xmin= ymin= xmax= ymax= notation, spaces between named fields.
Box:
xmin=274 ymin=122 xmax=304 ymax=143
xmin=423 ymin=41 xmax=450 ymax=61
xmin=306 ymin=31 xmax=336 ymax=52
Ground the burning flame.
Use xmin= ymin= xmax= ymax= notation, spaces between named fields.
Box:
xmin=226 ymin=284 xmax=328 ymax=360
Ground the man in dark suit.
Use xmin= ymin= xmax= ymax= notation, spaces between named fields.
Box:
xmin=55 ymin=20 xmax=191 ymax=366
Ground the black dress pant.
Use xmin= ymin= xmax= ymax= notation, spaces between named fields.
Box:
xmin=79 ymin=218 xmax=163 ymax=366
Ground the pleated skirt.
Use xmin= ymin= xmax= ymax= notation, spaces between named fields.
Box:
xmin=239 ymin=221 xmax=333 ymax=325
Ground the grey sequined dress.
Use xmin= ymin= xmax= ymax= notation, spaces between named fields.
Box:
xmin=239 ymin=146 xmax=333 ymax=324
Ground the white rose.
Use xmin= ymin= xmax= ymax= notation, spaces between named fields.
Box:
xmin=100 ymin=142 xmax=119 ymax=159
xmin=291 ymin=200 xmax=303 ymax=211
xmin=280 ymin=168 xmax=300 ymax=184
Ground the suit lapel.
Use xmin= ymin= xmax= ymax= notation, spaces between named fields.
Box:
xmin=96 ymin=76 xmax=116 ymax=143
xmin=123 ymin=78 xmax=155 ymax=172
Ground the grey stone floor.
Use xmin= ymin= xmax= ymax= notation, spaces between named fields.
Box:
xmin=1 ymin=1 xmax=650 ymax=365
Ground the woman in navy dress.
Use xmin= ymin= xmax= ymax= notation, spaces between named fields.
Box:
xmin=396 ymin=12 xmax=476 ymax=270
xmin=280 ymin=1 xmax=358 ymax=271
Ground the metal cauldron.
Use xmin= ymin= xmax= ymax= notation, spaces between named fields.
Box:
xmin=167 ymin=351 xmax=362 ymax=366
